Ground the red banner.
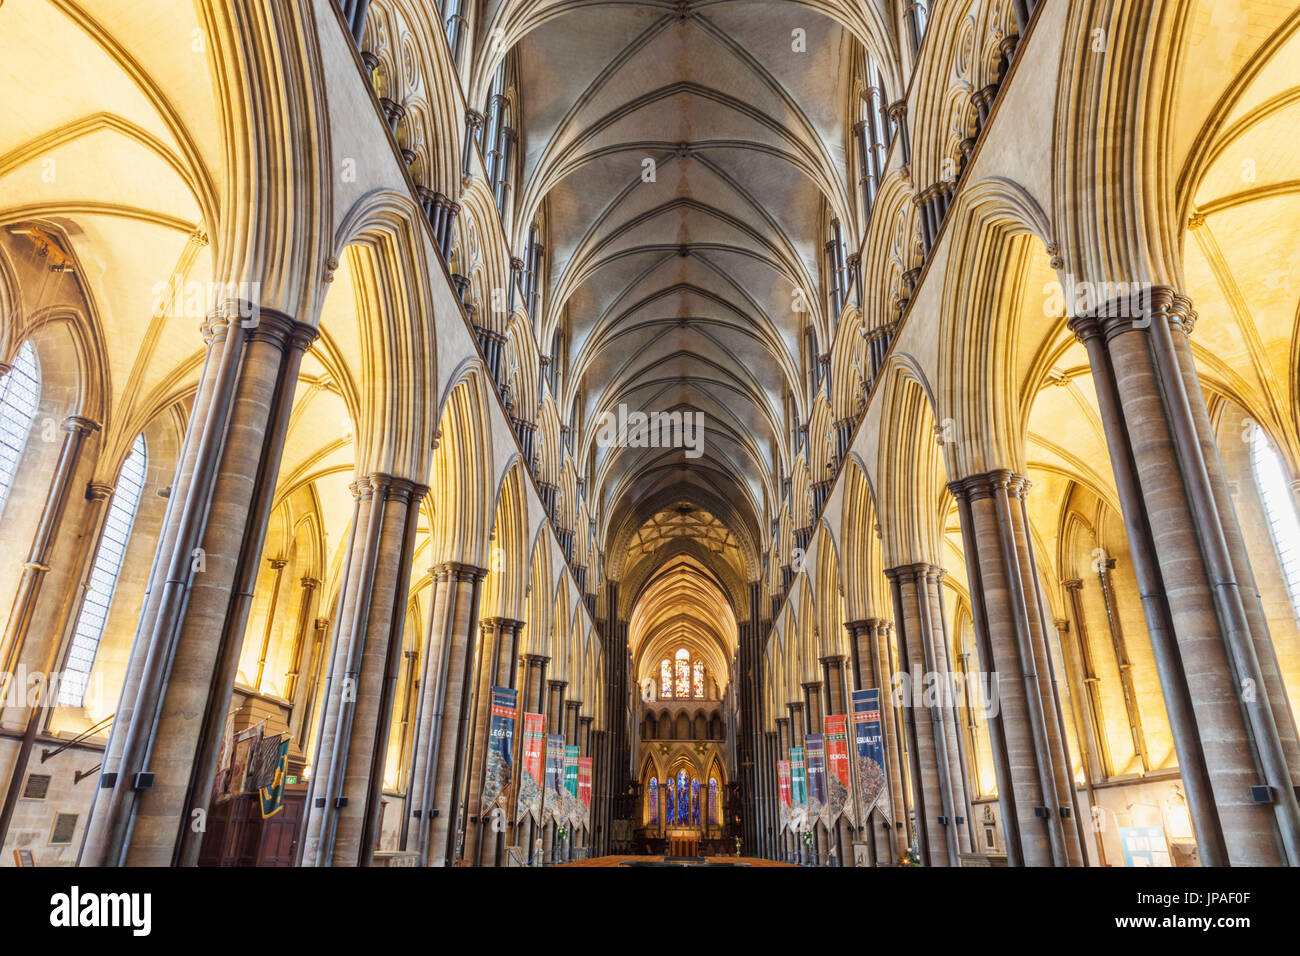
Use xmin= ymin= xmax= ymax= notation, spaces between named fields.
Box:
xmin=778 ymin=759 xmax=792 ymax=832
xmin=824 ymin=714 xmax=853 ymax=823
xmin=517 ymin=712 xmax=546 ymax=823
xmin=578 ymin=757 xmax=592 ymax=830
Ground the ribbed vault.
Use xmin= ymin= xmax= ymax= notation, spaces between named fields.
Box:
xmin=499 ymin=0 xmax=862 ymax=585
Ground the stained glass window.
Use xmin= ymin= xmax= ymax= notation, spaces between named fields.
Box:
xmin=647 ymin=778 xmax=659 ymax=825
xmin=708 ymin=777 xmax=719 ymax=825
xmin=692 ymin=660 xmax=704 ymax=698
xmin=0 ymin=341 xmax=40 ymax=521
xmin=691 ymin=778 xmax=700 ymax=824
xmin=674 ymin=647 xmax=690 ymax=698
xmin=660 ymin=659 xmax=671 ymax=698
xmin=676 ymin=770 xmax=689 ymax=824
xmin=665 ymin=777 xmax=676 ymax=824
xmin=60 ymin=434 xmax=148 ymax=706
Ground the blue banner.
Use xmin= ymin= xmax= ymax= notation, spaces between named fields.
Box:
xmin=805 ymin=733 xmax=827 ymax=824
xmin=544 ymin=733 xmax=565 ymax=824
xmin=852 ymin=687 xmax=890 ymax=822
xmin=481 ymin=687 xmax=517 ymax=815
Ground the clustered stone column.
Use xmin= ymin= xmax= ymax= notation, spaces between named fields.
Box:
xmin=948 ymin=471 xmax=1084 ymax=866
xmin=1069 ymin=288 xmax=1300 ymax=866
xmin=515 ymin=652 xmax=549 ymax=861
xmin=465 ymin=617 xmax=524 ymax=866
xmin=734 ymin=581 xmax=769 ymax=856
xmin=398 ymin=562 xmax=487 ymax=867
xmin=774 ymin=716 xmax=794 ymax=861
xmin=0 ymin=419 xmax=104 ymax=845
xmin=884 ymin=563 xmax=972 ymax=866
xmin=298 ymin=474 xmax=427 ymax=866
xmin=82 ymin=304 xmax=316 ymax=868
xmin=820 ymin=653 xmax=855 ymax=861
xmin=843 ymin=618 xmax=909 ymax=864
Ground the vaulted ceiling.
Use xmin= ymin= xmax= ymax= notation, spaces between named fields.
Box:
xmin=505 ymin=1 xmax=857 ymax=620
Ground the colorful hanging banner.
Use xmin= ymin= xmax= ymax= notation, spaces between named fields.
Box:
xmin=578 ymin=757 xmax=593 ymax=831
xmin=481 ymin=687 xmax=517 ymax=816
xmin=517 ymin=712 xmax=546 ymax=823
xmin=563 ymin=744 xmax=580 ymax=827
xmin=805 ymin=733 xmax=828 ymax=827
xmin=851 ymin=687 xmax=891 ymax=824
xmin=257 ymin=736 xmax=291 ymax=819
xmin=789 ymin=746 xmax=808 ymax=833
xmin=544 ymin=733 xmax=565 ymax=824
xmin=824 ymin=714 xmax=853 ymax=824
xmin=777 ymin=759 xmax=792 ymax=833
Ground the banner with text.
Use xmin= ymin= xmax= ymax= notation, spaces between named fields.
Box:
xmin=851 ymin=688 xmax=891 ymax=824
xmin=544 ymin=734 xmax=565 ymax=824
xmin=563 ymin=744 xmax=580 ymax=828
xmin=778 ymin=759 xmax=792 ymax=833
xmin=578 ymin=757 xmax=593 ymax=831
xmin=805 ymin=733 xmax=827 ymax=828
xmin=789 ymin=746 xmax=808 ymax=833
xmin=824 ymin=715 xmax=853 ymax=824
xmin=481 ymin=687 xmax=517 ymax=817
xmin=518 ymin=712 xmax=546 ymax=824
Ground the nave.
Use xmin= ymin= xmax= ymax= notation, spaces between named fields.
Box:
xmin=0 ymin=0 xmax=1299 ymax=875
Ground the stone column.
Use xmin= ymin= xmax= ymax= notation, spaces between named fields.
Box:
xmin=822 ymin=652 xmax=853 ymax=865
xmin=885 ymin=564 xmax=970 ymax=865
xmin=83 ymin=305 xmax=317 ymax=868
xmin=459 ymin=617 xmax=499 ymax=866
xmin=787 ymin=701 xmax=804 ymax=746
xmin=473 ymin=618 xmax=524 ymax=866
xmin=578 ymin=713 xmax=594 ymax=856
xmin=0 ymin=415 xmax=100 ymax=693
xmin=802 ymin=681 xmax=823 ymax=732
xmin=515 ymin=654 xmax=548 ymax=861
xmin=410 ymin=563 xmax=486 ymax=866
xmin=870 ymin=622 xmax=910 ymax=863
xmin=1071 ymin=290 xmax=1298 ymax=865
xmin=284 ymin=577 xmax=320 ymax=708
xmin=299 ymin=475 xmax=425 ymax=866
xmin=0 ymin=434 xmax=103 ymax=848
xmin=949 ymin=472 xmax=1082 ymax=866
xmin=775 ymin=716 xmax=792 ymax=861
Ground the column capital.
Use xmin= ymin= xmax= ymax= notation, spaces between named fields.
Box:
xmin=431 ymin=559 xmax=488 ymax=581
xmin=236 ymin=304 xmax=319 ymax=352
xmin=62 ymin=415 xmax=101 ymax=436
xmin=948 ymin=468 xmax=1030 ymax=501
xmin=819 ymin=654 xmax=848 ymax=666
xmin=883 ymin=561 xmax=944 ymax=581
xmin=85 ymin=480 xmax=114 ymax=500
xmin=1067 ymin=284 xmax=1194 ymax=343
xmin=300 ymin=576 xmax=320 ymax=590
